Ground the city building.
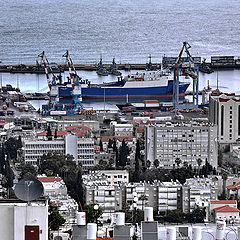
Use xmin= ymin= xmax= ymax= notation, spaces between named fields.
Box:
xmin=99 ymin=170 xmax=129 ymax=185
xmin=110 ymin=123 xmax=134 ymax=137
xmin=209 ymin=200 xmax=239 ymax=222
xmin=24 ymin=134 xmax=95 ymax=171
xmin=0 ymin=199 xmax=48 ymax=240
xmin=126 ymin=182 xmax=158 ymax=211
xmin=145 ymin=121 xmax=218 ymax=169
xmin=37 ymin=176 xmax=67 ymax=197
xmin=183 ymin=178 xmax=219 ymax=220
xmin=158 ymin=181 xmax=182 ymax=213
xmin=209 ymin=92 xmax=240 ymax=144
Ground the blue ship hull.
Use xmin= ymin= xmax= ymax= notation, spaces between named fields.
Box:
xmin=56 ymin=81 xmax=190 ymax=100
xmin=81 ymin=82 xmax=189 ymax=100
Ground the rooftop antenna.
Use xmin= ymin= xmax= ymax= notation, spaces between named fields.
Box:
xmin=14 ymin=178 xmax=44 ymax=205
xmin=216 ymin=69 xmax=219 ymax=90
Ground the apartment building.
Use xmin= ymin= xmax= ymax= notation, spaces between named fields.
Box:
xmin=158 ymin=181 xmax=182 ymax=213
xmin=209 ymin=92 xmax=240 ymax=144
xmin=145 ymin=121 xmax=218 ymax=169
xmin=126 ymin=182 xmax=158 ymax=211
xmin=99 ymin=170 xmax=129 ymax=185
xmin=24 ymin=134 xmax=95 ymax=171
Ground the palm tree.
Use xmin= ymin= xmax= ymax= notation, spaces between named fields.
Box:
xmin=154 ymin=159 xmax=159 ymax=168
xmin=197 ymin=158 xmax=202 ymax=176
xmin=175 ymin=158 xmax=182 ymax=168
xmin=146 ymin=160 xmax=151 ymax=169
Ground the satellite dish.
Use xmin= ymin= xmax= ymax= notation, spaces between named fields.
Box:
xmin=14 ymin=178 xmax=44 ymax=202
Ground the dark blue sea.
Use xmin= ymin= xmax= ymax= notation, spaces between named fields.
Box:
xmin=1 ymin=0 xmax=240 ymax=64
xmin=0 ymin=0 xmax=240 ymax=109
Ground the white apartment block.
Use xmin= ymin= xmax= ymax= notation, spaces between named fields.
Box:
xmin=111 ymin=123 xmax=134 ymax=137
xmin=209 ymin=92 xmax=240 ymax=144
xmin=158 ymin=182 xmax=181 ymax=213
xmin=99 ymin=170 xmax=129 ymax=185
xmin=24 ymin=134 xmax=95 ymax=171
xmin=85 ymin=184 xmax=124 ymax=221
xmin=126 ymin=182 xmax=158 ymax=211
xmin=183 ymin=178 xmax=219 ymax=220
xmin=145 ymin=121 xmax=218 ymax=169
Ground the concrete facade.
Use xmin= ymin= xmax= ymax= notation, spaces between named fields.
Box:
xmin=0 ymin=200 xmax=48 ymax=240
xmin=24 ymin=135 xmax=95 ymax=171
xmin=145 ymin=121 xmax=218 ymax=169
xmin=209 ymin=92 xmax=240 ymax=144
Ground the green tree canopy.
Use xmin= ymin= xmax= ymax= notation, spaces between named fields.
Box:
xmin=19 ymin=163 xmax=37 ymax=179
xmin=84 ymin=204 xmax=103 ymax=223
xmin=48 ymin=202 xmax=66 ymax=231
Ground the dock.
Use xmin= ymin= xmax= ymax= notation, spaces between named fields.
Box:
xmin=0 ymin=55 xmax=240 ymax=74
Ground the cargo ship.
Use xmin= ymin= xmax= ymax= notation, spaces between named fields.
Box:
xmin=81 ymin=70 xmax=190 ymax=100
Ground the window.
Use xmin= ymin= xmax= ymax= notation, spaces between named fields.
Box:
xmin=221 ymin=105 xmax=224 ymax=136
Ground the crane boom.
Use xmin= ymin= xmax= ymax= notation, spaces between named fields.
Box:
xmin=173 ymin=42 xmax=199 ymax=109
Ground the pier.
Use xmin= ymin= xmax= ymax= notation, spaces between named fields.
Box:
xmin=1 ymin=55 xmax=240 ymax=74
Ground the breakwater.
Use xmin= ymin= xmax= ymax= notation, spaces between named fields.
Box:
xmin=1 ymin=55 xmax=240 ymax=74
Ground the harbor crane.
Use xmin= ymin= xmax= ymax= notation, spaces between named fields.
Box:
xmin=62 ymin=50 xmax=80 ymax=82
xmin=38 ymin=51 xmax=59 ymax=89
xmin=62 ymin=50 xmax=83 ymax=108
xmin=173 ymin=42 xmax=199 ymax=109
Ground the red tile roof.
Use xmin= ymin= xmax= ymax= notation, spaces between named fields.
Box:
xmin=214 ymin=205 xmax=240 ymax=213
xmin=136 ymin=127 xmax=144 ymax=133
xmin=219 ymin=98 xmax=230 ymax=102
xmin=210 ymin=200 xmax=237 ymax=204
xmin=38 ymin=176 xmax=62 ymax=183
xmin=37 ymin=131 xmax=68 ymax=136
xmin=94 ymin=145 xmax=100 ymax=151
xmin=72 ymin=129 xmax=89 ymax=136
xmin=227 ymin=182 xmax=240 ymax=190
xmin=0 ymin=120 xmax=7 ymax=125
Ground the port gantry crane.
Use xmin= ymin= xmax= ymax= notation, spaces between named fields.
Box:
xmin=62 ymin=50 xmax=83 ymax=108
xmin=38 ymin=51 xmax=59 ymax=89
xmin=173 ymin=42 xmax=199 ymax=109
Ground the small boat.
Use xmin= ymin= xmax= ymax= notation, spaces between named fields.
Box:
xmin=96 ymin=56 xmax=109 ymax=76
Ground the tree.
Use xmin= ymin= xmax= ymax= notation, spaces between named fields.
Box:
xmin=119 ymin=140 xmax=128 ymax=167
xmin=175 ymin=158 xmax=181 ymax=168
xmin=197 ymin=158 xmax=202 ymax=176
xmin=222 ymin=173 xmax=228 ymax=199
xmin=48 ymin=202 xmax=66 ymax=231
xmin=99 ymin=139 xmax=104 ymax=152
xmin=84 ymin=204 xmax=103 ymax=223
xmin=74 ymin=169 xmax=85 ymax=209
xmin=107 ymin=139 xmax=113 ymax=149
xmin=38 ymin=152 xmax=83 ymax=203
xmin=186 ymin=207 xmax=206 ymax=223
xmin=19 ymin=163 xmax=37 ymax=179
xmin=4 ymin=137 xmax=21 ymax=160
xmin=154 ymin=159 xmax=159 ymax=169
xmin=146 ymin=160 xmax=151 ymax=169
xmin=46 ymin=125 xmax=52 ymax=140
xmin=133 ymin=140 xmax=141 ymax=182
xmin=163 ymin=210 xmax=185 ymax=223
